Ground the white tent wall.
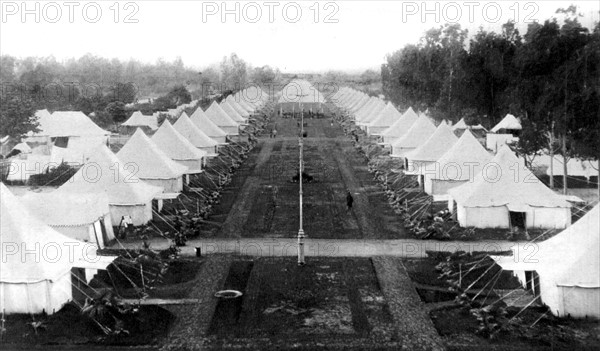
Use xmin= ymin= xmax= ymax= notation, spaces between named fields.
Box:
xmin=454 ymin=204 xmax=571 ymax=229
xmin=50 ymin=218 xmax=114 ymax=249
xmin=142 ymin=176 xmax=184 ymax=194
xmin=559 ymin=286 xmax=600 ymax=318
xmin=211 ymin=135 xmax=228 ymax=144
xmin=390 ymin=146 xmax=415 ymax=159
xmin=109 ymin=203 xmax=153 ymax=226
xmin=175 ymin=159 xmax=203 ymax=174
xmin=369 ymin=126 xmax=393 ymax=135
xmin=0 ymin=272 xmax=72 ymax=315
xmin=455 ymin=205 xmax=509 ymax=228
xmin=506 ymin=272 xmax=600 ymax=319
xmin=427 ymin=177 xmax=468 ymax=196
xmin=219 ymin=126 xmax=240 ymax=135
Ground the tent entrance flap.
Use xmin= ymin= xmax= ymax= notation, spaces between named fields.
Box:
xmin=509 ymin=211 xmax=526 ymax=230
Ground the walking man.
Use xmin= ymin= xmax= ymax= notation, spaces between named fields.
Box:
xmin=346 ymin=190 xmax=354 ymax=212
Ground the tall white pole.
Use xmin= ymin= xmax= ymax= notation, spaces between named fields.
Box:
xmin=298 ymin=99 xmax=306 ymax=266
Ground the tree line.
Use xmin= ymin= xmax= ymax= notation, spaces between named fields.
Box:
xmin=381 ymin=6 xmax=599 ymax=179
xmin=0 ymin=53 xmax=282 ymax=137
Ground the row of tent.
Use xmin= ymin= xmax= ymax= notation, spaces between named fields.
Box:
xmin=331 ymin=87 xmax=574 ymax=230
xmin=122 ymin=90 xmax=268 ymax=133
xmin=331 ymin=86 xmax=599 ymax=319
xmin=5 ymin=88 xmax=269 ymax=182
xmin=0 ymin=88 xmax=270 ymax=315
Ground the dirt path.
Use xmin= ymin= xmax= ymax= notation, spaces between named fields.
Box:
xmin=372 ymin=257 xmax=445 ymax=351
xmin=212 ymin=113 xmax=408 ymax=240
xmin=116 ymin=236 xmax=519 ymax=258
xmin=217 ymin=139 xmax=275 ymax=238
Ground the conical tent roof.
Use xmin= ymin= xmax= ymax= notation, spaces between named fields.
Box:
xmin=362 ymin=101 xmax=387 ymax=124
xmin=34 ymin=111 xmax=109 ymax=137
xmin=381 ymin=107 xmax=419 ymax=138
xmin=220 ymin=100 xmax=246 ymax=123
xmin=190 ymin=108 xmax=228 ymax=139
xmin=226 ymin=96 xmax=250 ymax=118
xmin=1 ymin=183 xmax=82 ymax=283
xmin=21 ymin=191 xmax=111 ymax=228
xmin=433 ymin=129 xmax=492 ymax=180
xmin=392 ymin=114 xmax=436 ymax=150
xmin=369 ymin=103 xmax=403 ymax=128
xmin=117 ymin=129 xmax=188 ymax=180
xmin=205 ymin=101 xmax=239 ymax=128
xmin=348 ymin=94 xmax=368 ymax=112
xmin=173 ymin=112 xmax=218 ymax=149
xmin=151 ymin=120 xmax=207 ymax=161
xmin=448 ymin=145 xmax=570 ymax=209
xmin=59 ymin=145 xmax=163 ymax=205
xmin=453 ymin=118 xmax=486 ymax=131
xmin=35 ymin=109 xmax=52 ymax=119
xmin=122 ymin=111 xmax=158 ymax=130
xmin=491 ymin=114 xmax=521 ymax=132
xmin=234 ymin=95 xmax=255 ymax=113
xmin=407 ymin=122 xmax=459 ymax=162
xmin=355 ymin=98 xmax=379 ymax=120
xmin=534 ymin=204 xmax=599 ymax=286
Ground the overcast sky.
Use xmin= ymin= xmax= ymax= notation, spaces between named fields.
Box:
xmin=1 ymin=1 xmax=598 ymax=73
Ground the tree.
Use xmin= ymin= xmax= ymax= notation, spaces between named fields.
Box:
xmin=251 ymin=65 xmax=281 ymax=84
xmin=220 ymin=53 xmax=248 ymax=89
xmin=167 ymin=85 xmax=191 ymax=105
xmin=0 ymin=93 xmax=38 ymax=138
xmin=514 ymin=118 xmax=547 ymax=167
xmin=105 ymin=101 xmax=128 ymax=127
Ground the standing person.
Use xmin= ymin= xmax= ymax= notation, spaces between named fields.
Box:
xmin=272 ymin=128 xmax=277 ymax=138
xmin=346 ymin=190 xmax=354 ymax=212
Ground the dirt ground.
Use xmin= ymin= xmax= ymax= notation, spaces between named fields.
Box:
xmin=213 ymin=113 xmax=408 ymax=240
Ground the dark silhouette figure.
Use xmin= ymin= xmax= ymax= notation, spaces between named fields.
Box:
xmin=346 ymin=191 xmax=354 ymax=211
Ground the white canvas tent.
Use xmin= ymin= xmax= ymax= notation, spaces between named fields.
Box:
xmin=220 ymin=100 xmax=247 ymax=124
xmin=121 ymin=111 xmax=158 ymax=131
xmin=366 ymin=102 xmax=403 ymax=135
xmin=173 ymin=113 xmax=219 ymax=156
xmin=493 ymin=204 xmax=599 ymax=319
xmin=20 ymin=191 xmax=115 ymax=248
xmin=117 ymin=129 xmax=188 ymax=193
xmin=28 ymin=111 xmax=110 ymax=149
xmin=58 ymin=146 xmax=163 ymax=226
xmin=378 ymin=107 xmax=419 ymax=144
xmin=405 ymin=122 xmax=459 ymax=181
xmin=426 ymin=129 xmax=493 ymax=197
xmin=487 ymin=114 xmax=521 ymax=152
xmin=226 ymin=95 xmax=251 ymax=118
xmin=152 ymin=120 xmax=206 ymax=174
xmin=0 ymin=184 xmax=103 ymax=314
xmin=390 ymin=114 xmax=436 ymax=158
xmin=490 ymin=114 xmax=522 ymax=133
xmin=358 ymin=100 xmax=387 ymax=128
xmin=453 ymin=118 xmax=486 ymax=131
xmin=447 ymin=145 xmax=571 ymax=229
xmin=189 ymin=107 xmax=228 ymax=144
xmin=205 ymin=101 xmax=239 ymax=135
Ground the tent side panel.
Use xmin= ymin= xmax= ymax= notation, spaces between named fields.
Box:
xmin=560 ymin=287 xmax=600 ymax=319
xmin=142 ymin=177 xmax=183 ymax=193
xmin=431 ymin=179 xmax=468 ymax=196
xmin=530 ymin=207 xmax=571 ymax=229
xmin=461 ymin=206 xmax=510 ymax=228
xmin=109 ymin=204 xmax=152 ymax=226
